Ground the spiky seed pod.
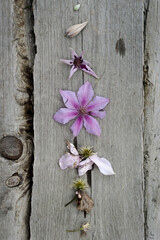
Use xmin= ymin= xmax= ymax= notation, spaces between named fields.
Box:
xmin=78 ymin=146 xmax=94 ymax=159
xmin=72 ymin=178 xmax=88 ymax=191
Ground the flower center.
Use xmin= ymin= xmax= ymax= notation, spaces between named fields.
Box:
xmin=73 ymin=56 xmax=83 ymax=68
xmin=79 ymin=147 xmax=94 ymax=159
xmin=79 ymin=106 xmax=87 ymax=115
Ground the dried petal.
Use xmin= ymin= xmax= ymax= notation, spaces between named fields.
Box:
xmin=76 ymin=190 xmax=94 ymax=213
xmin=66 ymin=21 xmax=88 ymax=38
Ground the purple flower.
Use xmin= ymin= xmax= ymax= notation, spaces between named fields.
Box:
xmin=53 ymin=81 xmax=110 ymax=136
xmin=59 ymin=141 xmax=115 ymax=176
xmin=60 ymin=48 xmax=99 ymax=79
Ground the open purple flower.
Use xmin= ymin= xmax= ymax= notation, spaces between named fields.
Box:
xmin=59 ymin=141 xmax=115 ymax=176
xmin=53 ymin=81 xmax=110 ymax=136
xmin=60 ymin=48 xmax=99 ymax=79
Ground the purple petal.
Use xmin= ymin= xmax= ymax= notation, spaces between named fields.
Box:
xmin=78 ymin=158 xmax=93 ymax=176
xmin=80 ymin=64 xmax=99 ymax=78
xmin=69 ymin=66 xmax=78 ymax=79
xmin=60 ymin=59 xmax=73 ymax=65
xmin=90 ymin=110 xmax=106 ymax=119
xmin=70 ymin=116 xmax=83 ymax=136
xmin=83 ymin=115 xmax=101 ymax=136
xmin=83 ymin=59 xmax=92 ymax=66
xmin=59 ymin=153 xmax=81 ymax=169
xmin=90 ymin=155 xmax=115 ymax=175
xmin=80 ymin=51 xmax=84 ymax=58
xmin=53 ymin=108 xmax=78 ymax=124
xmin=70 ymin=48 xmax=78 ymax=59
xmin=77 ymin=81 xmax=94 ymax=107
xmin=86 ymin=96 xmax=110 ymax=111
xmin=60 ymin=90 xmax=79 ymax=110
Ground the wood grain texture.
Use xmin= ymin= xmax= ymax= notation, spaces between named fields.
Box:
xmin=144 ymin=0 xmax=160 ymax=239
xmin=31 ymin=0 xmax=144 ymax=239
xmin=0 ymin=0 xmax=34 ymax=239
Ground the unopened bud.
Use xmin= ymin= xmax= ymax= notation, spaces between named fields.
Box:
xmin=74 ymin=4 xmax=81 ymax=11
xmin=66 ymin=21 xmax=88 ymax=38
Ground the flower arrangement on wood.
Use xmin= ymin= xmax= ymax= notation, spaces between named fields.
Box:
xmin=60 ymin=48 xmax=99 ymax=79
xmin=59 ymin=140 xmax=115 ymax=176
xmin=53 ymin=81 xmax=110 ymax=136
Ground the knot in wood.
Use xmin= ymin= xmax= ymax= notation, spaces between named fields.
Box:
xmin=0 ymin=136 xmax=23 ymax=160
xmin=15 ymin=92 xmax=30 ymax=105
xmin=5 ymin=173 xmax=22 ymax=188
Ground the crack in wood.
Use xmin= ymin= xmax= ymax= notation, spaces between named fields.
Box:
xmin=13 ymin=0 xmax=36 ymax=239
xmin=143 ymin=1 xmax=150 ymax=239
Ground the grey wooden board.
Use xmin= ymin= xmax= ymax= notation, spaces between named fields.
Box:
xmin=31 ymin=0 xmax=144 ymax=240
xmin=0 ymin=0 xmax=34 ymax=239
xmin=144 ymin=0 xmax=160 ymax=239
xmin=0 ymin=1 xmax=22 ymax=239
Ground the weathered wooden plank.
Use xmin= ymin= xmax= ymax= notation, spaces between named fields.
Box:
xmin=81 ymin=1 xmax=144 ymax=239
xmin=144 ymin=0 xmax=160 ymax=239
xmin=0 ymin=0 xmax=35 ymax=239
xmin=31 ymin=0 xmax=144 ymax=239
xmin=31 ymin=1 xmax=86 ymax=239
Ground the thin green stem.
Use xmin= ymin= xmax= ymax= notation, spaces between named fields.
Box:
xmin=66 ymin=228 xmax=82 ymax=232
xmin=64 ymin=195 xmax=76 ymax=207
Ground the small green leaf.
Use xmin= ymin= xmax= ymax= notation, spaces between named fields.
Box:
xmin=74 ymin=4 xmax=81 ymax=11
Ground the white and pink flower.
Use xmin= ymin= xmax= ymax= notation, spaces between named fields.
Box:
xmin=59 ymin=141 xmax=115 ymax=176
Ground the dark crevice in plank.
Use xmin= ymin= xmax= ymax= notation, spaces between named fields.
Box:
xmin=143 ymin=1 xmax=150 ymax=239
xmin=144 ymin=0 xmax=150 ymax=50
xmin=81 ymin=31 xmax=85 ymax=84
xmin=87 ymin=170 xmax=91 ymax=188
xmin=73 ymin=136 xmax=78 ymax=149
xmin=13 ymin=0 xmax=36 ymax=239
